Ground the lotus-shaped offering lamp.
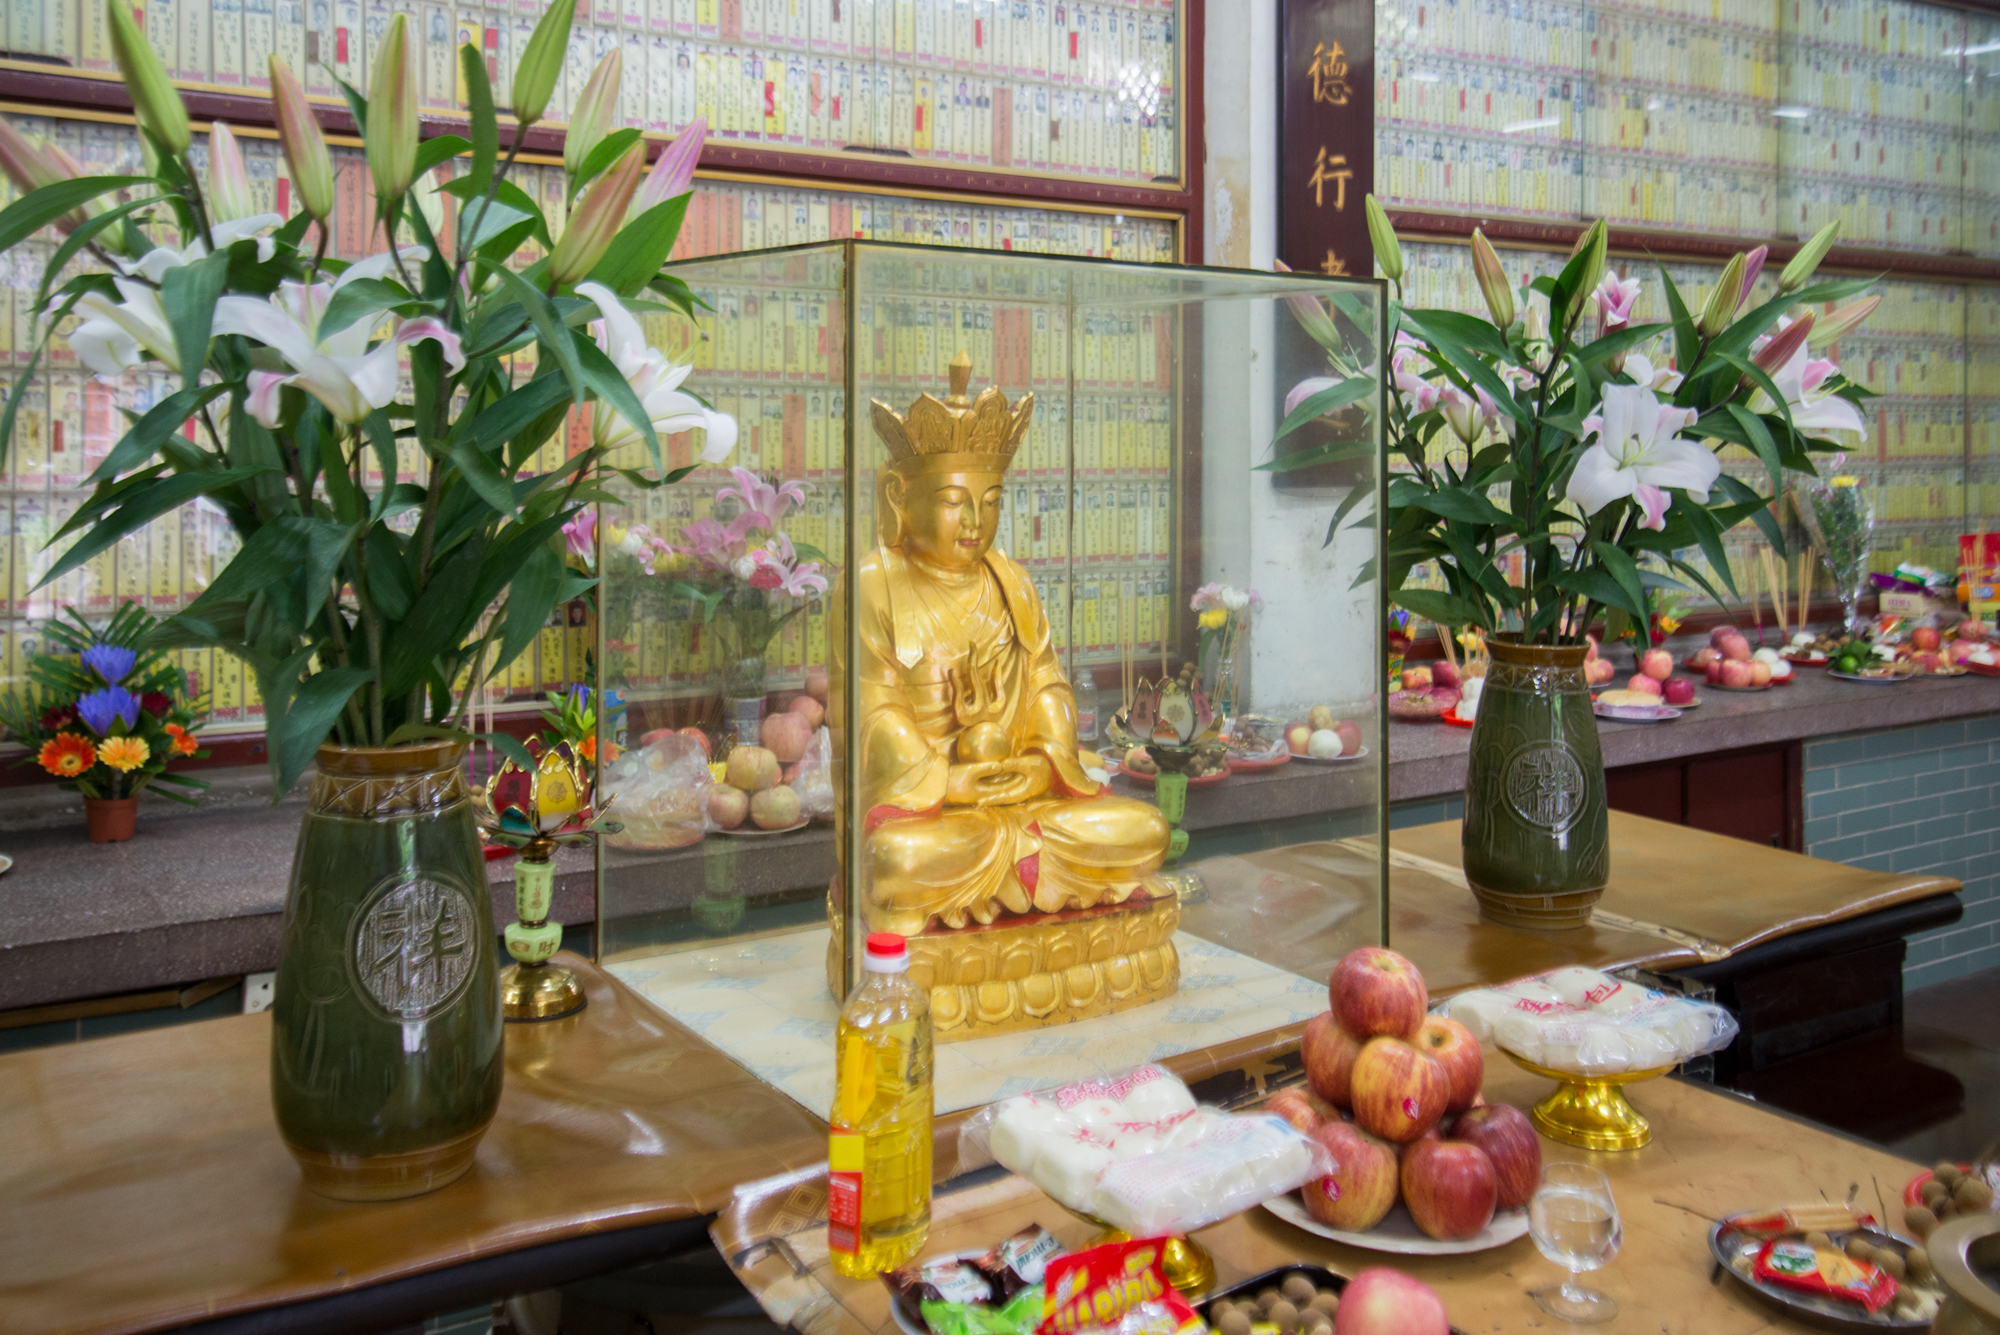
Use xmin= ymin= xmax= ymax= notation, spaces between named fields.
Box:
xmin=1108 ymin=678 xmax=1223 ymax=900
xmin=476 ymin=741 xmax=615 ymax=1021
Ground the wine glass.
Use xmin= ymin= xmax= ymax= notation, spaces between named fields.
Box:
xmin=1529 ymin=1162 xmax=1622 ymax=1323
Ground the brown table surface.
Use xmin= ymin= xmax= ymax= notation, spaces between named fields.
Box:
xmin=0 ymin=817 xmax=1959 ymax=1335
xmin=715 ymin=1059 xmax=1930 ymax=1335
xmin=0 ymin=954 xmax=828 ymax=1335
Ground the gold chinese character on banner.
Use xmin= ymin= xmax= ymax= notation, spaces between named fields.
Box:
xmin=1309 ymin=41 xmax=1352 ymax=105
xmin=1308 ymin=148 xmax=1352 ymax=210
xmin=1321 ymin=249 xmax=1348 ymax=276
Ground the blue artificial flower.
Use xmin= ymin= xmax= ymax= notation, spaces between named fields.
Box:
xmin=81 ymin=643 xmax=137 ymax=684
xmin=76 ymin=686 xmax=141 ymax=736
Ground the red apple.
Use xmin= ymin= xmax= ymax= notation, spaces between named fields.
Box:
xmin=1401 ymin=665 xmax=1433 ymax=691
xmin=1401 ymin=1137 xmax=1497 ymax=1241
xmin=677 ymin=725 xmax=712 ymax=758
xmin=1449 ymin=1103 xmax=1542 ymax=1211
xmin=1690 ymin=646 xmax=1718 ymax=669
xmin=1720 ymin=658 xmax=1754 ymax=688
xmin=1303 ymin=1121 xmax=1401 ymax=1232
xmin=1749 ymin=660 xmax=1773 ymax=686
xmin=1333 ymin=1268 xmax=1449 ymax=1335
xmin=1303 ymin=1012 xmax=1367 ymax=1109
xmin=1334 ymin=719 xmax=1363 ymax=756
xmin=1959 ymin=619 xmax=1988 ymax=642
xmin=804 ymin=665 xmax=830 ymax=702
xmin=1640 ymin=648 xmax=1674 ymax=681
xmin=1415 ymin=1015 xmax=1484 ymax=1112
xmin=1717 ymin=629 xmax=1752 ymax=662
xmin=1287 ymin=722 xmax=1314 ymax=756
xmin=789 ymin=694 xmax=827 ymax=729
xmin=1266 ymin=1086 xmax=1332 ymax=1134
xmin=761 ymin=709 xmax=814 ymax=763
xmin=1430 ymin=660 xmax=1461 ymax=689
xmin=1913 ymin=625 xmax=1942 ymax=652
xmin=1585 ymin=657 xmax=1615 ymax=685
xmin=1625 ymin=673 xmax=1663 ymax=697
xmin=1663 ymin=678 xmax=1697 ymax=705
xmin=1329 ymin=947 xmax=1429 ymax=1040
xmin=1349 ymin=1037 xmax=1449 ymax=1143
xmin=1705 ymin=656 xmax=1724 ymax=684
xmin=707 ymin=783 xmax=749 ymax=830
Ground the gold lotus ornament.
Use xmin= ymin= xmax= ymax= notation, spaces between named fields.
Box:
xmin=477 ymin=741 xmax=612 ymax=1022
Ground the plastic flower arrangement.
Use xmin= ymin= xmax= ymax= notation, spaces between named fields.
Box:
xmin=0 ymin=0 xmax=729 ymax=793
xmin=0 ymin=603 xmax=210 ymax=801
xmin=663 ymin=466 xmax=829 ymax=690
xmin=1276 ymin=198 xmax=1881 ymax=646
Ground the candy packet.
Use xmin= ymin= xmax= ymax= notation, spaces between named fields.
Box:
xmin=924 ymin=1284 xmax=1046 ymax=1335
xmin=1752 ymin=1238 xmax=1898 ymax=1314
xmin=1037 ymin=1240 xmax=1205 ymax=1335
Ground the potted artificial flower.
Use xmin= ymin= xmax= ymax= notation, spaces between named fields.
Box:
xmin=1279 ymin=198 xmax=1878 ymax=927
xmin=0 ymin=603 xmax=210 ymax=841
xmin=0 ymin=0 xmax=731 ymax=1199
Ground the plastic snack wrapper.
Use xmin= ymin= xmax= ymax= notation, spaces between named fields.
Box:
xmin=600 ymin=731 xmax=715 ymax=849
xmin=1752 ymin=1238 xmax=1898 ymax=1314
xmin=924 ymin=1284 xmax=1047 ymax=1335
xmin=1038 ymin=1240 xmax=1205 ymax=1335
xmin=790 ymin=726 xmax=836 ymax=821
xmin=960 ymin=1066 xmax=1331 ymax=1238
xmin=1441 ymin=966 xmax=1738 ymax=1076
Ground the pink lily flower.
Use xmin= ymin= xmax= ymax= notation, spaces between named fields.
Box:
xmin=562 ymin=509 xmax=597 ymax=561
xmin=629 ymin=116 xmax=706 ymax=222
xmin=717 ymin=465 xmax=810 ymax=527
xmin=1593 ymin=272 xmax=1642 ymax=333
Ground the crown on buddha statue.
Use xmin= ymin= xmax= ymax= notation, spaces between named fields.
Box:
xmin=870 ymin=349 xmax=1035 ymax=475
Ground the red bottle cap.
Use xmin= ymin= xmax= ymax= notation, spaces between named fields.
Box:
xmin=863 ymin=932 xmax=909 ymax=972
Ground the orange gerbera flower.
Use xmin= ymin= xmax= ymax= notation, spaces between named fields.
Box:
xmin=577 ymin=736 xmax=598 ymax=762
xmin=97 ymin=736 xmax=151 ymax=772
xmin=172 ymin=731 xmax=199 ymax=756
xmin=38 ymin=733 xmax=97 ymax=777
xmin=164 ymin=722 xmax=184 ymax=736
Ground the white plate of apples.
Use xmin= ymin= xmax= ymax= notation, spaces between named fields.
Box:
xmin=1260 ymin=947 xmax=1539 ymax=1256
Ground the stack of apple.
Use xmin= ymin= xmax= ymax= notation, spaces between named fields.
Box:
xmin=1286 ymin=707 xmax=1365 ymax=759
xmin=1268 ymin=948 xmax=1541 ymax=1243
xmin=1687 ymin=627 xmax=1789 ymax=688
xmin=1608 ymin=647 xmax=1699 ymax=705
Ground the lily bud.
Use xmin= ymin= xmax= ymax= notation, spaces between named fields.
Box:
xmin=108 ymin=0 xmax=190 ymax=155
xmin=0 ymin=119 xmax=64 ymax=194
xmin=1807 ymin=296 xmax=1879 ymax=353
xmin=365 ymin=11 xmax=418 ymax=204
xmin=1470 ymin=229 xmax=1514 ymax=330
xmin=548 ymin=139 xmax=645 ymax=286
xmin=1780 ymin=221 xmax=1840 ymax=293
xmin=1364 ymin=194 xmax=1402 ymax=283
xmin=1739 ymin=244 xmax=1768 ymax=307
xmin=1562 ymin=220 xmax=1607 ymax=330
xmin=512 ymin=0 xmax=578 ymax=127
xmin=565 ymin=48 xmax=622 ymax=180
xmin=206 ymin=122 xmax=256 ymax=223
xmin=270 ymin=56 xmax=334 ymax=222
xmin=1747 ymin=311 xmax=1814 ymax=387
xmin=1272 ymin=259 xmax=1340 ymax=351
xmin=1699 ymin=251 xmax=1747 ymax=336
xmin=629 ymin=114 xmax=705 ymax=221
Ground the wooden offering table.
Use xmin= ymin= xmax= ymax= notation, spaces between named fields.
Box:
xmin=715 ymin=1059 xmax=1931 ymax=1335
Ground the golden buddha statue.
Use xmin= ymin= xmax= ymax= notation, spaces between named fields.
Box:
xmin=827 ymin=352 xmax=1180 ymax=1040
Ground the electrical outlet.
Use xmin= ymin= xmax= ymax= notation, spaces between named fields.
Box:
xmin=243 ymin=972 xmax=276 ymax=1014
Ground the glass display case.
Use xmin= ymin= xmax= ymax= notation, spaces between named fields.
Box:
xmin=592 ymin=241 xmax=1386 ymax=1113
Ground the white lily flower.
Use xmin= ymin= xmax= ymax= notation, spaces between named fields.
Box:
xmin=211 ymin=247 xmax=464 ymax=426
xmin=575 ymin=280 xmax=737 ymax=463
xmin=1623 ymin=352 xmax=1683 ymax=394
xmin=1747 ymin=343 xmax=1868 ymax=441
xmin=1566 ymin=382 xmax=1718 ymax=531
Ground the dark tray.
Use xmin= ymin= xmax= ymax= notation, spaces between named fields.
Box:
xmin=1198 ymin=1264 xmax=1470 ymax=1335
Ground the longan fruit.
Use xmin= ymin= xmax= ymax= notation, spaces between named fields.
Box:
xmin=1256 ymin=1289 xmax=1281 ymax=1312
xmin=1922 ymin=1179 xmax=1950 ymax=1207
xmin=1216 ymin=1309 xmax=1253 ymax=1335
xmin=1939 ymin=1200 xmax=1960 ymax=1221
xmin=1933 ymin=1162 xmax=1963 ymax=1188
xmin=1873 ymin=1248 xmax=1907 ymax=1279
xmin=1302 ymin=1316 xmax=1332 ymax=1335
xmin=1907 ymin=1248 xmax=1936 ymax=1284
xmin=1280 ymin=1275 xmax=1318 ymax=1304
xmin=1307 ymin=1292 xmax=1340 ymax=1317
xmin=1840 ymin=1234 xmax=1871 ymax=1258
xmin=1954 ymin=1177 xmax=1994 ymax=1211
xmin=1209 ymin=1302 xmax=1239 ymax=1322
xmin=1906 ymin=1204 xmax=1941 ymax=1239
xmin=1267 ymin=1300 xmax=1301 ymax=1331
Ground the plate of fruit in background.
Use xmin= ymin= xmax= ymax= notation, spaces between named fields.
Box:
xmin=1709 ymin=1207 xmax=1944 ymax=1329
xmin=1292 ymin=745 xmax=1372 ymax=764
xmin=1829 ymin=669 xmax=1909 ymax=684
xmin=1115 ymin=765 xmax=1230 ymax=789
xmin=1592 ymin=696 xmax=1683 ymax=723
xmin=1226 ymin=751 xmax=1291 ymax=774
xmin=1259 ymin=947 xmax=1541 ymax=1259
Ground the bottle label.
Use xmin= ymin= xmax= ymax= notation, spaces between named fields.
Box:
xmin=827 ymin=1127 xmax=863 ymax=1256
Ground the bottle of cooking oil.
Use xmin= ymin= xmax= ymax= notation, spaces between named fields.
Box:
xmin=829 ymin=932 xmax=933 ymax=1278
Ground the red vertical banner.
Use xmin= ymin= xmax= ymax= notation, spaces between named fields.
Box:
xmin=1278 ymin=0 xmax=1374 ymax=281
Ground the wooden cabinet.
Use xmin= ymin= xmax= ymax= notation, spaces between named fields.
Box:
xmin=1606 ymin=742 xmax=1803 ymax=851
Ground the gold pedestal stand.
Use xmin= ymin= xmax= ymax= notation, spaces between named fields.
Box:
xmin=1506 ymin=1051 xmax=1673 ymax=1151
xmin=1064 ymin=1210 xmax=1216 ymax=1296
xmin=501 ymin=843 xmax=586 ymax=1022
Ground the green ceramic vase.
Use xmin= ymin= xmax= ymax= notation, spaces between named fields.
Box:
xmin=1461 ymin=636 xmax=1609 ymax=930
xmin=271 ymin=741 xmax=503 ymax=1201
